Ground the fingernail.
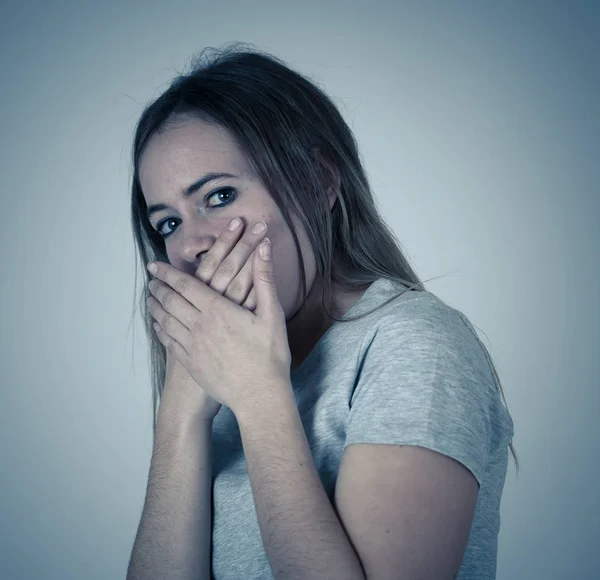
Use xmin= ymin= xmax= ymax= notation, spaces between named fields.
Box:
xmin=228 ymin=217 xmax=241 ymax=231
xmin=252 ymin=221 xmax=267 ymax=234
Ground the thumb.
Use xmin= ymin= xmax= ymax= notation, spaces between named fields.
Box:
xmin=253 ymin=238 xmax=280 ymax=319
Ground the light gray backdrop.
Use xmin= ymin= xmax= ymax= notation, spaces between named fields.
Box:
xmin=1 ymin=1 xmax=598 ymax=579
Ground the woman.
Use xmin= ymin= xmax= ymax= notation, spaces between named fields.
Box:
xmin=127 ymin=42 xmax=518 ymax=580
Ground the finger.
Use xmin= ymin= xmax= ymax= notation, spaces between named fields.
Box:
xmin=210 ymin=220 xmax=268 ymax=295
xmin=153 ymin=322 xmax=190 ymax=366
xmin=147 ymin=294 xmax=192 ymax=353
xmin=148 ymin=262 xmax=211 ymax=313
xmin=194 ymin=217 xmax=245 ymax=284
xmin=242 ymin=286 xmax=257 ymax=311
xmin=223 ymin=247 xmax=256 ymax=304
xmin=149 ymin=278 xmax=202 ymax=333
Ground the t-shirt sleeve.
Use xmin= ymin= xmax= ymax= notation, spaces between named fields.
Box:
xmin=345 ymin=297 xmax=499 ymax=487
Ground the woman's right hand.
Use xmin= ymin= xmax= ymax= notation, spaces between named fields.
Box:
xmin=160 ymin=217 xmax=268 ymax=423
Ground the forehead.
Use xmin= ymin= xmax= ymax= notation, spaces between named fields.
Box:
xmin=139 ymin=118 xmax=250 ymax=198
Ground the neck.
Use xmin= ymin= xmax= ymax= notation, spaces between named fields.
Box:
xmin=286 ymin=274 xmax=333 ymax=372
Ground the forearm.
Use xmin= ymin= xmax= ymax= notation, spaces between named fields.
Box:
xmin=127 ymin=406 xmax=214 ymax=580
xmin=235 ymin=381 xmax=366 ymax=580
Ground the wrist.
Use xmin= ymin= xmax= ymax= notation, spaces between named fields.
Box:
xmin=158 ymin=386 xmax=215 ymax=429
xmin=233 ymin=375 xmax=295 ymax=425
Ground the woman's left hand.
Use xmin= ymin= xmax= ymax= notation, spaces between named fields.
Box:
xmin=146 ymin=238 xmax=293 ymax=418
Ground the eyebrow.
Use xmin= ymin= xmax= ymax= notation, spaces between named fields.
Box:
xmin=146 ymin=172 xmax=238 ymax=219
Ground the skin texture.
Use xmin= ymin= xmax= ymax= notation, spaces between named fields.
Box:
xmin=139 ymin=117 xmax=366 ymax=371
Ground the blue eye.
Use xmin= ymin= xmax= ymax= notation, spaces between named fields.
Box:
xmin=154 ymin=187 xmax=237 ymax=239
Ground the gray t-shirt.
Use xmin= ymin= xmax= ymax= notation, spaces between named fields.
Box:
xmin=210 ymin=277 xmax=514 ymax=579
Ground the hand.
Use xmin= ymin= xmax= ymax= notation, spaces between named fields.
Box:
xmin=146 ymin=222 xmax=292 ymax=419
xmin=157 ymin=217 xmax=271 ymax=422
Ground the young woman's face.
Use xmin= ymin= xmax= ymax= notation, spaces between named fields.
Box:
xmin=138 ymin=117 xmax=327 ymax=325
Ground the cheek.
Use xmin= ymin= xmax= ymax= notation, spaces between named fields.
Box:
xmin=269 ymin=236 xmax=302 ymax=311
xmin=271 ymin=227 xmax=302 ymax=276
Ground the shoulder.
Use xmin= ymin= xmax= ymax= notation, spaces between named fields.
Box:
xmin=346 ymin=291 xmax=508 ymax=487
xmin=364 ymin=290 xmax=490 ymax=377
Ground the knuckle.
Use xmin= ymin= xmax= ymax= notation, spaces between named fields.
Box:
xmin=215 ymin=262 xmax=235 ymax=279
xmin=239 ymin=237 xmax=255 ymax=250
xmin=162 ymin=313 xmax=173 ymax=332
xmin=196 ymin=273 xmax=211 ymax=286
xmin=162 ymin=291 xmax=175 ymax=310
xmin=194 ymin=266 xmax=211 ymax=284
xmin=197 ymin=254 xmax=217 ymax=273
xmin=258 ymin=270 xmax=276 ymax=284
xmin=226 ymin=278 xmax=244 ymax=300
xmin=174 ymin=276 xmax=189 ymax=295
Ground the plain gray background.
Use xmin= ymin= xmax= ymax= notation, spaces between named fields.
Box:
xmin=1 ymin=1 xmax=598 ymax=579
